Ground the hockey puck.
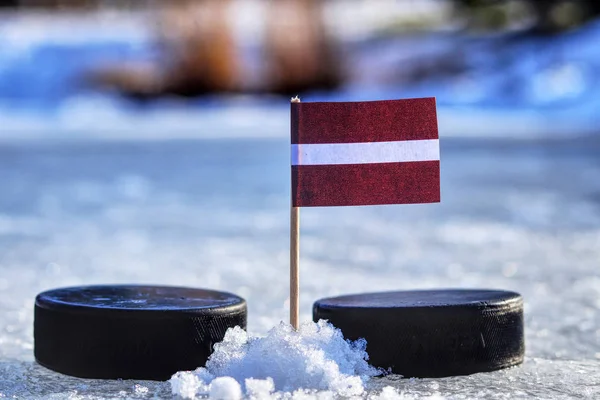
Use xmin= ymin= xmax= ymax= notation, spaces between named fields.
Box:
xmin=34 ymin=285 xmax=246 ymax=381
xmin=313 ymin=289 xmax=524 ymax=378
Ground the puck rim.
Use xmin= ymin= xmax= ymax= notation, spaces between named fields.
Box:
xmin=314 ymin=288 xmax=523 ymax=310
xmin=35 ymin=284 xmax=247 ymax=316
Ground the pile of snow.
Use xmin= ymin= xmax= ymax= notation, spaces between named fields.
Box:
xmin=170 ymin=320 xmax=383 ymax=399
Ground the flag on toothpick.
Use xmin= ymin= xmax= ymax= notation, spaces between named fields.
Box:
xmin=291 ymin=98 xmax=440 ymax=207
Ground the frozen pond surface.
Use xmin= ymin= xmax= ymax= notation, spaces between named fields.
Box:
xmin=0 ymin=133 xmax=599 ymax=398
xmin=1 ymin=8 xmax=600 ymax=399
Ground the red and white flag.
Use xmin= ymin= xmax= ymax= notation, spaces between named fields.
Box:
xmin=291 ymin=98 xmax=440 ymax=207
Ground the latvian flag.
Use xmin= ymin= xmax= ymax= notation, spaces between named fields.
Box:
xmin=291 ymin=98 xmax=440 ymax=207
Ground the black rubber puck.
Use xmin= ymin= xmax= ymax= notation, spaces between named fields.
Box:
xmin=313 ymin=289 xmax=524 ymax=378
xmin=34 ymin=285 xmax=246 ymax=381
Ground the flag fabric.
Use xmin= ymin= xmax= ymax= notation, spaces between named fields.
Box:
xmin=291 ymin=98 xmax=440 ymax=207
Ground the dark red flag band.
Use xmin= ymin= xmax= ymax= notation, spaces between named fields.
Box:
xmin=292 ymin=161 xmax=440 ymax=207
xmin=291 ymin=98 xmax=438 ymax=144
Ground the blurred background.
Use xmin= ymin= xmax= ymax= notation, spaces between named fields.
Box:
xmin=0 ymin=0 xmax=599 ymax=138
xmin=1 ymin=2 xmax=600 ymax=397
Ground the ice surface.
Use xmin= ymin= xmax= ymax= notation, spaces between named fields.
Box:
xmin=1 ymin=10 xmax=600 ymax=399
xmin=0 ymin=137 xmax=598 ymax=399
xmin=169 ymin=321 xmax=378 ymax=398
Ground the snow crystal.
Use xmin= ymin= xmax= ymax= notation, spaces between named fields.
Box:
xmin=132 ymin=384 xmax=148 ymax=395
xmin=170 ymin=371 xmax=206 ymax=400
xmin=368 ymin=386 xmax=446 ymax=400
xmin=170 ymin=320 xmax=380 ymax=399
xmin=371 ymin=387 xmax=402 ymax=400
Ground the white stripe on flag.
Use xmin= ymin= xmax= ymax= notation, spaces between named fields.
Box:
xmin=291 ymin=139 xmax=439 ymax=166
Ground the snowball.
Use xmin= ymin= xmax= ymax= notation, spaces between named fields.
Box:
xmin=169 ymin=320 xmax=380 ymax=398
xmin=209 ymin=377 xmax=243 ymax=400
xmin=245 ymin=377 xmax=275 ymax=399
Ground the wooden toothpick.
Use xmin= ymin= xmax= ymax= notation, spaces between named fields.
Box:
xmin=290 ymin=96 xmax=301 ymax=329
